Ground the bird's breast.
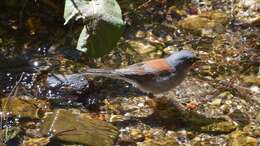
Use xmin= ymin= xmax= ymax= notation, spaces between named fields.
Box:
xmin=136 ymin=71 xmax=186 ymax=94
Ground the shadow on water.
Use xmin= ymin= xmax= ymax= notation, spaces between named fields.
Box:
xmin=0 ymin=46 xmax=147 ymax=111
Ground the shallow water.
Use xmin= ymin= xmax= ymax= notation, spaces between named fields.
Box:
xmin=0 ymin=0 xmax=259 ymax=145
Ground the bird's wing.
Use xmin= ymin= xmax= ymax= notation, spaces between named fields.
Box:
xmin=115 ymin=59 xmax=175 ymax=77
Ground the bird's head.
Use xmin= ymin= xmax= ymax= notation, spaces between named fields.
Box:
xmin=166 ymin=50 xmax=199 ymax=70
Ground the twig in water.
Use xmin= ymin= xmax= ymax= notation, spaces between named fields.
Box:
xmin=3 ymin=72 xmax=25 ymax=109
xmin=1 ymin=72 xmax=25 ymax=143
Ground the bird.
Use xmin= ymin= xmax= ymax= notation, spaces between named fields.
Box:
xmin=83 ymin=50 xmax=199 ymax=94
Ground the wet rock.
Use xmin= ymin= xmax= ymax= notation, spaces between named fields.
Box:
xmin=200 ymin=121 xmax=237 ymax=134
xmin=243 ymin=124 xmax=260 ymax=138
xmin=117 ymin=96 xmax=153 ymax=118
xmin=109 ymin=114 xmax=128 ymax=123
xmin=135 ymin=30 xmax=146 ymax=38
xmin=218 ymin=91 xmax=234 ymax=100
xmin=210 ymin=98 xmax=222 ymax=106
xmin=241 ymin=75 xmax=260 ymax=86
xmin=168 ymin=5 xmax=188 ymax=18
xmin=141 ymin=137 xmax=179 ymax=146
xmin=228 ymin=130 xmax=257 ymax=146
xmin=250 ymin=86 xmax=260 ymax=94
xmin=229 ymin=109 xmax=250 ymax=127
xmin=130 ymin=128 xmax=145 ymax=141
xmin=235 ymin=0 xmax=260 ymax=26
xmin=176 ymin=129 xmax=189 ymax=144
xmin=0 ymin=96 xmax=50 ymax=119
xmin=47 ymin=73 xmax=90 ymax=96
xmin=25 ymin=128 xmax=43 ymax=138
xmin=191 ymin=134 xmax=228 ymax=146
xmin=178 ymin=11 xmax=229 ymax=36
xmin=253 ymin=128 xmax=260 ymax=138
xmin=40 ymin=109 xmax=119 ymax=146
xmin=117 ymin=133 xmax=135 ymax=146
xmin=251 ymin=16 xmax=260 ymax=27
xmin=22 ymin=138 xmax=49 ymax=146
xmin=127 ymin=40 xmax=157 ymax=55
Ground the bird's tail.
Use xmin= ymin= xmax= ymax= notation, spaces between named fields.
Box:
xmin=83 ymin=68 xmax=120 ymax=78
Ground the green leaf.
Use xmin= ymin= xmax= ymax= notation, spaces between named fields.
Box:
xmin=76 ymin=25 xmax=89 ymax=52
xmin=64 ymin=0 xmax=124 ymax=57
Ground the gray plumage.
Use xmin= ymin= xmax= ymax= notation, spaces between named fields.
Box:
xmin=84 ymin=50 xmax=199 ymax=94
